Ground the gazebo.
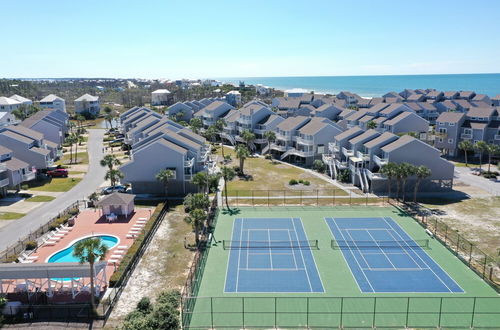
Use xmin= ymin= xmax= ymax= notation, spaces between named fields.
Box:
xmin=96 ymin=192 xmax=136 ymax=217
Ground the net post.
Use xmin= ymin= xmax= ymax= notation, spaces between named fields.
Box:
xmin=438 ymin=297 xmax=443 ymax=328
xmin=405 ymin=297 xmax=410 ymax=328
xmin=470 ymin=297 xmax=477 ymax=328
xmin=372 ymin=297 xmax=377 ymax=328
xmin=210 ymin=297 xmax=214 ymax=329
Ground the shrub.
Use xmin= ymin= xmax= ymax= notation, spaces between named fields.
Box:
xmin=5 ymin=254 xmax=19 ymax=263
xmin=264 ymin=154 xmax=272 ymax=160
xmin=25 ymin=240 xmax=37 ymax=250
xmin=298 ymin=179 xmax=304 ymax=184
xmin=303 ymin=180 xmax=310 ymax=186
xmin=21 ymin=184 xmax=29 ymax=190
xmin=312 ymin=160 xmax=326 ymax=173
xmin=289 ymin=179 xmax=298 ymax=185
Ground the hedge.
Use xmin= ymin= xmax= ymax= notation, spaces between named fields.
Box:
xmin=109 ymin=203 xmax=165 ymax=287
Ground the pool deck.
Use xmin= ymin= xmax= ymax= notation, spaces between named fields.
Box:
xmin=32 ymin=208 xmax=153 ymax=267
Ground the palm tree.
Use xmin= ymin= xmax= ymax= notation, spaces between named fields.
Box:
xmin=191 ymin=171 xmax=209 ymax=194
xmin=263 ymin=131 xmax=276 ymax=156
xmin=189 ymin=118 xmax=203 ymax=134
xmin=413 ymin=166 xmax=432 ymax=203
xmin=184 ymin=208 xmax=206 ymax=245
xmin=105 ymin=113 xmax=115 ymax=130
xmin=72 ymin=237 xmax=108 ymax=314
xmin=155 ymin=169 xmax=175 ymax=196
xmin=380 ymin=162 xmax=398 ymax=198
xmin=214 ymin=119 xmax=226 ymax=159
xmin=241 ymin=129 xmax=256 ymax=150
xmin=221 ymin=166 xmax=236 ymax=210
xmin=105 ymin=169 xmax=124 ymax=189
xmin=76 ymin=114 xmax=86 ymax=132
xmin=485 ymin=144 xmax=500 ymax=173
xmin=66 ymin=134 xmax=76 ymax=165
xmin=366 ymin=121 xmax=377 ymax=130
xmin=475 ymin=141 xmax=488 ymax=170
xmin=183 ymin=193 xmax=210 ymax=212
xmin=458 ymin=140 xmax=474 ymax=167
xmin=100 ymin=154 xmax=121 ymax=171
xmin=398 ymin=163 xmax=416 ymax=202
xmin=204 ymin=126 xmax=218 ymax=143
xmin=235 ymin=144 xmax=250 ymax=175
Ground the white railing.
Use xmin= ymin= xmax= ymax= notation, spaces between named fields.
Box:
xmin=365 ymin=169 xmax=386 ymax=180
xmin=356 ymin=151 xmax=370 ymax=160
xmin=373 ymin=155 xmax=388 ymax=166
xmin=296 ymin=137 xmax=314 ymax=145
xmin=342 ymin=147 xmax=354 ymax=158
xmin=22 ymin=172 xmax=36 ymax=182
xmin=461 ymin=133 xmax=472 ymax=139
xmin=335 ymin=159 xmax=348 ymax=169
xmin=328 ymin=142 xmax=340 ymax=153
xmin=322 ymin=154 xmax=334 ymax=164
xmin=0 ymin=178 xmax=9 ymax=187
xmin=254 ymin=138 xmax=267 ymax=144
xmin=270 ymin=143 xmax=287 ymax=152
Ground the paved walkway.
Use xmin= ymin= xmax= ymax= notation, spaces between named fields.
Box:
xmin=0 ymin=129 xmax=106 ymax=251
xmin=454 ymin=166 xmax=500 ymax=196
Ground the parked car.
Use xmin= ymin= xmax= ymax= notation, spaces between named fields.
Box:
xmin=101 ymin=185 xmax=127 ymax=194
xmin=46 ymin=168 xmax=69 ymax=178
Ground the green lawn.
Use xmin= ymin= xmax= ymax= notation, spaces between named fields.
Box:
xmin=56 ymin=151 xmax=89 ymax=165
xmin=25 ymin=195 xmax=56 ymax=202
xmin=0 ymin=212 xmax=25 ymax=220
xmin=221 ymin=147 xmax=347 ymax=196
xmin=185 ymin=205 xmax=500 ymax=329
xmin=26 ymin=177 xmax=82 ymax=192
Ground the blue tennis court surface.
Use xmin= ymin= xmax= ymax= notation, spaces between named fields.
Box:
xmin=325 ymin=217 xmax=464 ymax=293
xmin=224 ymin=218 xmax=324 ymax=293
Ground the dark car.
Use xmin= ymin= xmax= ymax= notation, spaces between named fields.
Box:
xmin=46 ymin=168 xmax=69 ymax=178
xmin=101 ymin=185 xmax=127 ymax=194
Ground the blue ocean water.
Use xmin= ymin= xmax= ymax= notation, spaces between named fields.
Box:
xmin=222 ymin=74 xmax=500 ymax=97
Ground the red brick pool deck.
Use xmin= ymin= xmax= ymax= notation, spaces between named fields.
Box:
xmin=31 ymin=208 xmax=153 ymax=272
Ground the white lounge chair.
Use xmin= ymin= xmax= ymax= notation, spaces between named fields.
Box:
xmin=112 ymin=250 xmax=125 ymax=254
xmin=110 ymin=254 xmax=123 ymax=259
xmin=117 ymin=245 xmax=128 ymax=250
xmin=21 ymin=252 xmax=38 ymax=260
xmin=126 ymin=234 xmax=135 ymax=239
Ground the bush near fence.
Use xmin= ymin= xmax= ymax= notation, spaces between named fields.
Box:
xmin=109 ymin=202 xmax=165 ymax=287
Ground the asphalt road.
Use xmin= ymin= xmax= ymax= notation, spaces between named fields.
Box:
xmin=0 ymin=129 xmax=107 ymax=251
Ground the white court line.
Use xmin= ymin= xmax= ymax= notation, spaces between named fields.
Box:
xmin=365 ymin=230 xmax=397 ymax=270
xmin=267 ymin=229 xmax=273 ymax=270
xmin=243 ymin=268 xmax=306 ymax=271
xmin=382 ymin=217 xmax=455 ymax=293
xmin=361 ymin=267 xmax=430 ymax=271
xmin=331 ymin=219 xmax=375 ymax=293
xmin=247 ymin=252 xmax=294 ymax=256
xmin=382 ymin=228 xmax=425 ymax=270
xmin=246 ymin=228 xmax=250 ymax=269
xmin=291 ymin=218 xmax=313 ymax=292
xmin=287 ymin=229 xmax=299 ymax=270
xmin=343 ymin=229 xmax=378 ymax=271
xmin=235 ymin=218 xmax=244 ymax=292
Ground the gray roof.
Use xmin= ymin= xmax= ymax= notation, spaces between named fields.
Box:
xmin=0 ymin=146 xmax=12 ymax=155
xmin=363 ymin=132 xmax=398 ymax=149
xmin=467 ymin=107 xmax=496 ymax=118
xmin=276 ymin=116 xmax=309 ymax=131
xmin=6 ymin=125 xmax=44 ymax=140
xmin=437 ymin=112 xmax=465 ymax=123
xmin=96 ymin=192 xmax=135 ymax=206
xmin=384 ymin=112 xmax=415 ymax=125
xmin=1 ymin=130 xmax=33 ymax=144
xmin=20 ymin=110 xmax=57 ymax=129
xmin=334 ymin=126 xmax=363 ymax=142
xmin=4 ymin=157 xmax=29 ymax=171
xmin=348 ymin=129 xmax=380 ymax=145
xmin=298 ymin=118 xmax=330 ymax=135
xmin=240 ymin=103 xmax=268 ymax=116
xmin=75 ymin=94 xmax=99 ymax=102
xmin=381 ymin=135 xmax=417 ymax=153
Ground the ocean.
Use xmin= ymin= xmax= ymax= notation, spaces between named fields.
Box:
xmin=222 ymin=74 xmax=500 ymax=98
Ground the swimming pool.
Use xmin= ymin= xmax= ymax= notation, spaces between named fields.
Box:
xmin=47 ymin=235 xmax=119 ymax=263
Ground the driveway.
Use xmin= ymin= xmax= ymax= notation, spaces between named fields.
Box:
xmin=454 ymin=166 xmax=500 ymax=196
xmin=0 ymin=129 xmax=107 ymax=251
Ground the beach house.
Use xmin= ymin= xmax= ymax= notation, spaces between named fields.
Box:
xmin=74 ymin=94 xmax=100 ymax=117
xmin=39 ymin=94 xmax=66 ymax=112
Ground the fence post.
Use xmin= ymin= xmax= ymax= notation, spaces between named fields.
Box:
xmin=242 ymin=297 xmax=245 ymax=328
xmin=274 ymin=297 xmax=277 ymax=328
xmin=456 ymin=235 xmax=460 ymax=256
xmin=438 ymin=297 xmax=443 ymax=328
xmin=283 ymin=190 xmax=286 ymax=206
xmin=340 ymin=297 xmax=343 ymax=328
xmin=405 ymin=297 xmax=410 ymax=328
xmin=252 ymin=190 xmax=254 ymax=207
xmin=470 ymin=297 xmax=477 ymax=328
xmin=444 ymin=225 xmax=448 ymax=245
xmin=349 ymin=190 xmax=352 ymax=205
xmin=468 ymin=244 xmax=473 ymax=267
xmin=268 ymin=190 xmax=270 ymax=208
xmin=300 ymin=190 xmax=302 ymax=205
xmin=372 ymin=297 xmax=377 ymax=327
xmin=316 ymin=190 xmax=319 ymax=206
xmin=306 ymin=297 xmax=309 ymax=328
xmin=236 ymin=191 xmax=239 ymax=207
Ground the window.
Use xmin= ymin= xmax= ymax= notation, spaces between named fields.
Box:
xmin=448 ymin=139 xmax=454 ymax=143
xmin=449 ymin=123 xmax=455 ymax=126
xmin=438 ymin=138 xmax=443 ymax=143
xmin=438 ymin=122 xmax=444 ymax=126
xmin=439 ymin=128 xmax=447 ymax=134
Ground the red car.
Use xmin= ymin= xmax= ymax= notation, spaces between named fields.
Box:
xmin=47 ymin=168 xmax=68 ymax=178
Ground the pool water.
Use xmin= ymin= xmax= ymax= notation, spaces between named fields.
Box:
xmin=48 ymin=235 xmax=118 ymax=263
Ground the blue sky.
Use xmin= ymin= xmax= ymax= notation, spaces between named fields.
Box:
xmin=2 ymin=0 xmax=500 ymax=78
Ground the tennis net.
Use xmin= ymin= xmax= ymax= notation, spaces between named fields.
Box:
xmin=223 ymin=240 xmax=319 ymax=250
xmin=331 ymin=239 xmax=430 ymax=249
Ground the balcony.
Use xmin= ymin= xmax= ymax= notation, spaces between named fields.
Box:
xmin=322 ymin=154 xmax=334 ymax=165
xmin=254 ymin=138 xmax=267 ymax=144
xmin=495 ymin=135 xmax=500 ymax=140
xmin=270 ymin=143 xmax=288 ymax=152
xmin=0 ymin=178 xmax=9 ymax=187
xmin=356 ymin=150 xmax=370 ymax=161
xmin=373 ymin=155 xmax=388 ymax=167
xmin=184 ymin=158 xmax=195 ymax=168
xmin=366 ymin=169 xmax=387 ymax=180
xmin=0 ymin=163 xmax=6 ymax=171
xmin=461 ymin=133 xmax=472 ymax=140
xmin=292 ymin=149 xmax=315 ymax=158
xmin=22 ymin=172 xmax=36 ymax=182
xmin=296 ymin=137 xmax=314 ymax=145
xmin=342 ymin=147 xmax=354 ymax=158
xmin=335 ymin=159 xmax=348 ymax=169
xmin=328 ymin=142 xmax=340 ymax=154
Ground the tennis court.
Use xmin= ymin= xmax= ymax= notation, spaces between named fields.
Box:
xmin=325 ymin=216 xmax=464 ymax=293
xmin=224 ymin=217 xmax=324 ymax=292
